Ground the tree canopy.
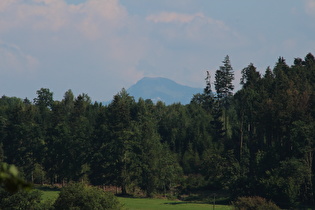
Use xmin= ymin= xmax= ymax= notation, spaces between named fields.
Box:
xmin=1 ymin=53 xmax=315 ymax=208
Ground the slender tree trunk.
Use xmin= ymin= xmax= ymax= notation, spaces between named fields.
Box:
xmin=225 ymin=109 xmax=228 ymax=135
xmin=164 ymin=183 xmax=166 ymax=198
xmin=31 ymin=170 xmax=34 ymax=183
xmin=121 ymin=152 xmax=128 ymax=195
xmin=122 ymin=185 xmax=127 ymax=195
xmin=240 ymin=111 xmax=244 ymax=160
xmin=306 ymin=151 xmax=314 ymax=204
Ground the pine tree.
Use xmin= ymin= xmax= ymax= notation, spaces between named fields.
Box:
xmin=214 ymin=55 xmax=235 ymax=139
xmin=214 ymin=55 xmax=234 ymax=100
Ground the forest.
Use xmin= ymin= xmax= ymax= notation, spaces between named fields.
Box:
xmin=0 ymin=53 xmax=315 ymax=208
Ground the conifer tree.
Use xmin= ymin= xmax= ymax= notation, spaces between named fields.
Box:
xmin=214 ymin=55 xmax=235 ymax=138
xmin=214 ymin=55 xmax=234 ymax=100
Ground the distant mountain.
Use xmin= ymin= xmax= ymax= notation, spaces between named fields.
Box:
xmin=127 ymin=77 xmax=203 ymax=105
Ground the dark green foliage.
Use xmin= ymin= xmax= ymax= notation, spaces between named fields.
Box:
xmin=0 ymin=162 xmax=31 ymax=193
xmin=0 ymin=188 xmax=42 ymax=210
xmin=53 ymin=183 xmax=121 ymax=210
xmin=214 ymin=55 xmax=235 ymax=141
xmin=214 ymin=55 xmax=234 ymax=100
xmin=1 ymin=53 xmax=315 ymax=208
xmin=240 ymin=63 xmax=261 ymax=89
xmin=229 ymin=53 xmax=315 ymax=207
xmin=102 ymin=89 xmax=136 ymax=194
xmin=34 ymin=88 xmax=54 ymax=109
xmin=201 ymin=150 xmax=240 ymax=190
xmin=232 ymin=196 xmax=280 ymax=210
xmin=183 ymin=174 xmax=206 ymax=191
xmin=259 ymin=158 xmax=308 ymax=207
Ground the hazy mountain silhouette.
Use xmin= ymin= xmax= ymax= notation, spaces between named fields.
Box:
xmin=127 ymin=77 xmax=202 ymax=105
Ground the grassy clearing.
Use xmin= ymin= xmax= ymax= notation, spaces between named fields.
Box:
xmin=35 ymin=185 xmax=60 ymax=202
xmin=118 ymin=197 xmax=232 ymax=210
xmin=36 ymin=186 xmax=232 ymax=210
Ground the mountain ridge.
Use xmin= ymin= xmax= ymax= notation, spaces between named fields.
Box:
xmin=127 ymin=77 xmax=203 ymax=105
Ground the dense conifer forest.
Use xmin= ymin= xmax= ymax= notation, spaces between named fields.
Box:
xmin=1 ymin=53 xmax=315 ymax=208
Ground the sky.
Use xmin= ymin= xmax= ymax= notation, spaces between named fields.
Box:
xmin=1 ymin=0 xmax=315 ymax=102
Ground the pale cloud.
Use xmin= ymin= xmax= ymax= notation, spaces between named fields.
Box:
xmin=0 ymin=0 xmax=69 ymax=32
xmin=0 ymin=0 xmax=141 ymax=92
xmin=0 ymin=0 xmax=313 ymax=102
xmin=146 ymin=12 xmax=227 ymax=29
xmin=305 ymin=0 xmax=315 ymax=17
xmin=0 ymin=0 xmax=243 ymax=101
xmin=76 ymin=0 xmax=128 ymax=40
xmin=0 ymin=0 xmax=19 ymax=12
xmin=145 ymin=11 xmax=239 ymax=50
xmin=145 ymin=11 xmax=233 ymax=43
xmin=84 ymin=0 xmax=127 ymax=20
xmin=0 ymin=0 xmax=127 ymax=35
xmin=0 ymin=42 xmax=39 ymax=76
xmin=147 ymin=12 xmax=202 ymax=23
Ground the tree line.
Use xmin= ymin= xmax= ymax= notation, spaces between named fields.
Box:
xmin=0 ymin=53 xmax=315 ymax=208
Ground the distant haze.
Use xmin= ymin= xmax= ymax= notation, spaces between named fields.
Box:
xmin=127 ymin=77 xmax=203 ymax=105
xmin=0 ymin=1 xmax=314 ymax=102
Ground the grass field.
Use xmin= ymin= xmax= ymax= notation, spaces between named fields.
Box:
xmin=36 ymin=186 xmax=232 ymax=210
xmin=35 ymin=186 xmax=60 ymax=202
xmin=118 ymin=197 xmax=232 ymax=210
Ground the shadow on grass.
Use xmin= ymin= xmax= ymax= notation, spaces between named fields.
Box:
xmin=115 ymin=194 xmax=138 ymax=198
xmin=164 ymin=202 xmax=191 ymax=205
xmin=181 ymin=190 xmax=231 ymax=205
xmin=34 ymin=185 xmax=60 ymax=192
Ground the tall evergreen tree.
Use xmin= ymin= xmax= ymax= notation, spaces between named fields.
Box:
xmin=214 ymin=55 xmax=235 ymax=100
xmin=214 ymin=55 xmax=235 ymax=140
xmin=106 ymin=88 xmax=136 ymax=194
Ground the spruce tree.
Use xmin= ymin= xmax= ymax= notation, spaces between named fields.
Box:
xmin=214 ymin=55 xmax=235 ymax=138
xmin=214 ymin=55 xmax=234 ymax=100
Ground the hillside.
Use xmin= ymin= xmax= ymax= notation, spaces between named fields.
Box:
xmin=127 ymin=77 xmax=202 ymax=105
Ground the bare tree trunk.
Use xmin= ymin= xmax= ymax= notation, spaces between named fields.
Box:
xmin=306 ymin=151 xmax=314 ymax=204
xmin=240 ymin=111 xmax=244 ymax=160
xmin=122 ymin=185 xmax=127 ymax=195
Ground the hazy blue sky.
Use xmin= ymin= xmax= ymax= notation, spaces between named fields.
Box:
xmin=1 ymin=0 xmax=314 ymax=102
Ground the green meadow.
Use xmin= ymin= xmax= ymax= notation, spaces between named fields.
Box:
xmin=36 ymin=186 xmax=60 ymax=202
xmin=118 ymin=197 xmax=232 ymax=210
xmin=37 ymin=186 xmax=231 ymax=210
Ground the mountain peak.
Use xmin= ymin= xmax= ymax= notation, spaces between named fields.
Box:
xmin=127 ymin=77 xmax=202 ymax=105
